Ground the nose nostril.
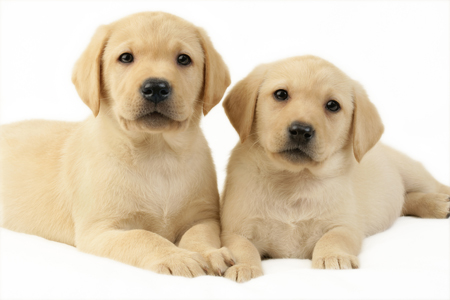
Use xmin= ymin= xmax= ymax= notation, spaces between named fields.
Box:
xmin=304 ymin=133 xmax=312 ymax=139
xmin=143 ymin=89 xmax=153 ymax=96
xmin=289 ymin=130 xmax=299 ymax=136
xmin=160 ymin=89 xmax=169 ymax=96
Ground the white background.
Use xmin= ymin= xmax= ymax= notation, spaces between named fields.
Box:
xmin=0 ymin=1 xmax=449 ymax=300
xmin=1 ymin=0 xmax=449 ymax=190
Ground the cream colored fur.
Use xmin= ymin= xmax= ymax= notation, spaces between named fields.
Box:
xmin=221 ymin=55 xmax=450 ymax=282
xmin=0 ymin=12 xmax=235 ymax=278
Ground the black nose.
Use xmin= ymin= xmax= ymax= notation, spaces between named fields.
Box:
xmin=140 ymin=78 xmax=171 ymax=103
xmin=288 ymin=122 xmax=315 ymax=143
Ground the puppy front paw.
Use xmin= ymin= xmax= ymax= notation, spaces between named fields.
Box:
xmin=201 ymin=247 xmax=236 ymax=276
xmin=312 ymin=253 xmax=359 ymax=269
xmin=224 ymin=264 xmax=263 ymax=283
xmin=148 ymin=249 xmax=209 ymax=278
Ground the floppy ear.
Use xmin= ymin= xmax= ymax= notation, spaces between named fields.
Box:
xmin=351 ymin=81 xmax=384 ymax=162
xmin=197 ymin=28 xmax=231 ymax=116
xmin=72 ymin=25 xmax=110 ymax=117
xmin=223 ymin=64 xmax=267 ymax=143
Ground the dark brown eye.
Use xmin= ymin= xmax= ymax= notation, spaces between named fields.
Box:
xmin=326 ymin=100 xmax=340 ymax=112
xmin=119 ymin=53 xmax=133 ymax=63
xmin=177 ymin=54 xmax=191 ymax=66
xmin=274 ymin=89 xmax=289 ymax=101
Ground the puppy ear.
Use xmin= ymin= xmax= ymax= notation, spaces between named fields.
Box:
xmin=351 ymin=81 xmax=384 ymax=162
xmin=72 ymin=25 xmax=110 ymax=117
xmin=223 ymin=64 xmax=267 ymax=142
xmin=197 ymin=28 xmax=231 ymax=116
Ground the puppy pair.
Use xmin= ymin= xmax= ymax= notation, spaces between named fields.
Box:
xmin=0 ymin=12 xmax=234 ymax=278
xmin=1 ymin=12 xmax=448 ymax=282
xmin=221 ymin=55 xmax=450 ymax=282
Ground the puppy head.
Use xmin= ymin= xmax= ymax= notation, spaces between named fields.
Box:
xmin=72 ymin=12 xmax=230 ymax=133
xmin=224 ymin=56 xmax=383 ymax=172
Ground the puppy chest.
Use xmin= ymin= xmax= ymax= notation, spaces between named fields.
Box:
xmin=117 ymin=153 xmax=216 ymax=241
xmin=250 ymin=219 xmax=327 ymax=259
xmin=122 ymin=204 xmax=190 ymax=243
xmin=142 ymin=194 xmax=218 ymax=244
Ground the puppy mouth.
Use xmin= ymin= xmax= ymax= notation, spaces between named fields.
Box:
xmin=138 ymin=110 xmax=170 ymax=120
xmin=136 ymin=111 xmax=173 ymax=128
xmin=279 ymin=147 xmax=314 ymax=163
xmin=136 ymin=106 xmax=172 ymax=120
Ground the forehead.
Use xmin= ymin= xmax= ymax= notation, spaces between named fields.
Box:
xmin=262 ymin=57 xmax=353 ymax=99
xmin=106 ymin=13 xmax=202 ymax=57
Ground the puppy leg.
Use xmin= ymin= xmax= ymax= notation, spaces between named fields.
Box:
xmin=385 ymin=146 xmax=450 ymax=218
xmin=221 ymin=233 xmax=263 ymax=283
xmin=438 ymin=184 xmax=450 ymax=195
xmin=178 ymin=219 xmax=235 ymax=276
xmin=403 ymin=192 xmax=450 ymax=219
xmin=312 ymin=226 xmax=362 ymax=269
xmin=77 ymin=227 xmax=209 ymax=277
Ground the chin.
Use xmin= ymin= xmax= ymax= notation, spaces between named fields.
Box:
xmin=119 ymin=113 xmax=189 ymax=133
xmin=279 ymin=148 xmax=314 ymax=164
xmin=137 ymin=112 xmax=174 ymax=129
xmin=265 ymin=151 xmax=310 ymax=173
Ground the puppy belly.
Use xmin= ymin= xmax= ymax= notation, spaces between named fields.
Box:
xmin=0 ymin=120 xmax=77 ymax=245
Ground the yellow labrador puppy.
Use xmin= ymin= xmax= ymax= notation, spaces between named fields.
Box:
xmin=221 ymin=55 xmax=450 ymax=282
xmin=0 ymin=12 xmax=235 ymax=277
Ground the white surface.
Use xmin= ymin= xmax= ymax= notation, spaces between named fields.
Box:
xmin=0 ymin=1 xmax=449 ymax=299
xmin=1 ymin=217 xmax=449 ymax=300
